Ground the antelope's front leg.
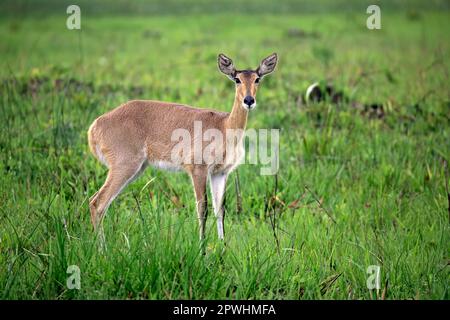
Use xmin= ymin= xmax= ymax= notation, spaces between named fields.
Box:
xmin=210 ymin=172 xmax=227 ymax=241
xmin=191 ymin=169 xmax=208 ymax=242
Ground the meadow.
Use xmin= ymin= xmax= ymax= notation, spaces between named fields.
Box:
xmin=0 ymin=1 xmax=449 ymax=299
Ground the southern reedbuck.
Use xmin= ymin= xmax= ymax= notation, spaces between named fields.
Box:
xmin=88 ymin=53 xmax=278 ymax=243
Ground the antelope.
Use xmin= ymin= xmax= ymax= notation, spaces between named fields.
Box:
xmin=88 ymin=53 xmax=278 ymax=243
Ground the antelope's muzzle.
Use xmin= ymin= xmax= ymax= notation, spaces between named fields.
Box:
xmin=243 ymin=95 xmax=256 ymax=110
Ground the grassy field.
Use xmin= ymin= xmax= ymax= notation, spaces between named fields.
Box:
xmin=0 ymin=1 xmax=449 ymax=299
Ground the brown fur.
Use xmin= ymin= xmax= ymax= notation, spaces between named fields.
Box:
xmin=88 ymin=53 xmax=278 ymax=243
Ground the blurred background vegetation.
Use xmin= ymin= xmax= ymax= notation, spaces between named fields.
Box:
xmin=1 ymin=0 xmax=449 ymax=16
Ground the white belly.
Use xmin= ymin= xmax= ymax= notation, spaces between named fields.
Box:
xmin=149 ymin=160 xmax=183 ymax=172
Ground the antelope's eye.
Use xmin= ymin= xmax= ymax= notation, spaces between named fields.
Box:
xmin=255 ymin=78 xmax=260 ymax=84
xmin=234 ymin=78 xmax=241 ymax=84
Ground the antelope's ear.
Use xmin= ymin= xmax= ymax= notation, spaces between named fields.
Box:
xmin=257 ymin=53 xmax=278 ymax=77
xmin=218 ymin=53 xmax=236 ymax=79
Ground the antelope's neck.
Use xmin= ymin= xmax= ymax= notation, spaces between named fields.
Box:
xmin=225 ymin=94 xmax=248 ymax=131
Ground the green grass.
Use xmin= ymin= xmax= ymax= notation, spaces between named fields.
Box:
xmin=0 ymin=3 xmax=449 ymax=299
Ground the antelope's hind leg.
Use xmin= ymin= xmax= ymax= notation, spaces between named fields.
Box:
xmin=89 ymin=157 xmax=147 ymax=232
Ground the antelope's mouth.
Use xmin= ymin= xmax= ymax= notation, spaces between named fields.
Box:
xmin=242 ymin=102 xmax=256 ymax=110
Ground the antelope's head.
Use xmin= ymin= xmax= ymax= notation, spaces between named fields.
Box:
xmin=218 ymin=53 xmax=278 ymax=110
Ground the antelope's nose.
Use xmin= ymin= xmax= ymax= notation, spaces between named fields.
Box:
xmin=243 ymin=96 xmax=255 ymax=107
